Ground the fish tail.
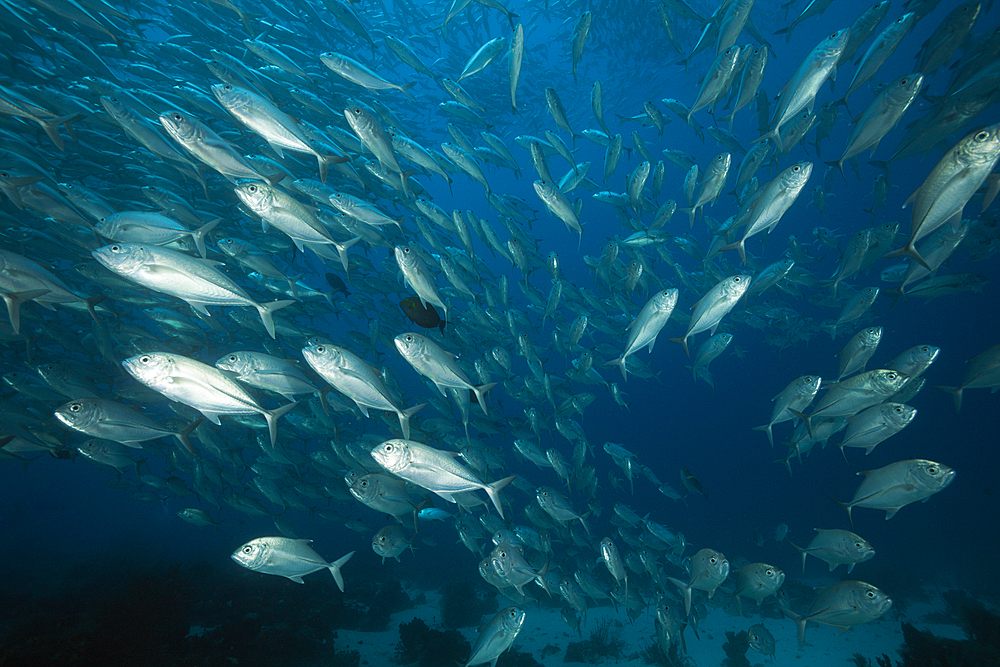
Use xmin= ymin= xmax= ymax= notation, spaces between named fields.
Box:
xmin=537 ymin=560 xmax=553 ymax=597
xmin=175 ymin=418 xmax=203 ymax=457
xmin=264 ymin=400 xmax=299 ymax=448
xmin=668 ymin=577 xmax=693 ymax=617
xmin=934 ymin=385 xmax=963 ymax=413
xmin=36 ymin=112 xmax=82 ymax=151
xmin=316 ymin=154 xmax=342 ymax=184
xmin=787 ymin=409 xmax=812 ymax=438
xmin=829 ymin=495 xmax=853 ymax=526
xmin=786 ymin=540 xmax=807 ymax=573
xmin=400 ymin=82 xmax=417 ymax=101
xmin=750 ymin=423 xmax=774 ymax=447
xmin=606 ymin=356 xmax=628 ymax=381
xmin=1 ymin=288 xmax=49 ymax=334
xmin=718 ymin=239 xmax=747 ymax=264
xmin=485 ymin=474 xmax=517 ymax=520
xmin=256 ymin=299 xmax=295 ymax=339
xmin=668 ymin=336 xmax=691 ymax=358
xmin=327 ymin=550 xmax=355 ymax=592
xmin=191 ymin=217 xmax=222 ymax=258
xmin=473 ymin=382 xmax=497 ymax=415
xmin=779 ymin=605 xmax=807 ymax=647
xmin=398 ymin=403 xmax=426 ymax=440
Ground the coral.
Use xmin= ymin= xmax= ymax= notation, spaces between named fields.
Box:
xmin=564 ymin=618 xmax=626 ymax=663
xmin=393 ymin=618 xmax=470 ymax=667
xmin=440 ymin=579 xmax=500 ymax=629
xmin=899 ymin=621 xmax=1000 ymax=667
xmin=721 ymin=630 xmax=751 ymax=667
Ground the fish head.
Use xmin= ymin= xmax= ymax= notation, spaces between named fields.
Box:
xmin=843 ymin=532 xmax=876 ymax=562
xmin=54 ymin=398 xmax=101 ymax=430
xmin=122 ymin=352 xmax=174 ymax=386
xmin=233 ymin=181 xmax=273 ymax=212
xmin=722 ymin=274 xmax=752 ymax=299
xmin=158 ymin=109 xmax=199 ymax=143
xmin=343 ymin=104 xmax=375 ymax=134
xmin=393 ymin=245 xmax=419 ymax=271
xmin=98 ymin=95 xmax=130 ymax=121
xmin=910 ymin=459 xmax=956 ymax=493
xmin=370 ymin=439 xmax=413 ymax=473
xmin=782 ymin=161 xmax=813 ymax=188
xmin=885 ymin=403 xmax=918 ymax=427
xmin=394 ymin=332 xmax=427 ymax=360
xmin=372 ymin=526 xmax=405 ymax=556
xmin=215 ymin=351 xmax=252 ymax=377
xmin=692 ymin=548 xmax=729 ymax=582
xmin=499 ymin=606 xmax=526 ymax=635
xmin=210 ymin=82 xmax=250 ymax=111
xmin=490 ymin=542 xmax=521 ymax=577
xmin=232 ymin=538 xmax=269 ymax=571
xmin=92 ymin=242 xmax=149 ymax=275
xmin=818 ymin=28 xmax=851 ymax=57
xmin=215 ymin=237 xmax=243 ymax=257
xmin=962 ymin=122 xmax=1000 ymax=164
xmin=850 ymin=582 xmax=892 ymax=620
xmin=889 ymin=73 xmax=924 ymax=103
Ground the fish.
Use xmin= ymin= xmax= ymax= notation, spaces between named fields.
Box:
xmin=301 ymin=340 xmax=424 ymax=440
xmin=605 ymin=288 xmax=679 ymax=380
xmin=54 ymin=398 xmax=198 ymax=454
xmin=732 ymin=562 xmax=784 ymax=606
xmin=781 ymin=580 xmax=891 ymax=647
xmin=836 ymin=402 xmax=917 ymax=456
xmin=789 ymin=528 xmax=875 ymax=573
xmin=758 ymin=29 xmax=850 ymax=150
xmin=400 ymin=297 xmax=446 ymax=332
xmin=92 ymin=242 xmax=293 ymax=339
xmin=752 ymin=375 xmax=822 ymax=447
xmin=464 ymin=607 xmax=526 ymax=667
xmin=394 ymin=332 xmax=495 ymax=414
xmin=670 ymin=275 xmax=751 ymax=357
xmin=232 ymin=537 xmax=354 ymax=590
xmin=747 ymin=623 xmax=776 ymax=660
xmin=372 ymin=525 xmax=412 ymax=563
xmin=215 ymin=351 xmax=321 ymax=402
xmin=668 ymin=548 xmax=729 ymax=616
xmin=833 ymin=458 xmax=955 ymax=521
xmin=121 ymin=352 xmax=297 ymax=448
xmin=889 ymin=123 xmax=1000 ymax=269
xmin=491 ymin=542 xmax=551 ymax=597
xmin=935 ymin=344 xmax=1000 ymax=412
xmin=371 ymin=438 xmax=516 ymax=519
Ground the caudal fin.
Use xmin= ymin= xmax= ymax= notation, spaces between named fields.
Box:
xmin=934 ymin=385 xmax=963 ymax=413
xmin=327 ymin=550 xmax=355 ymax=592
xmin=484 ymin=474 xmax=517 ymax=520
xmin=397 ymin=402 xmax=426 ymax=440
xmin=472 ymin=382 xmax=497 ymax=415
xmin=264 ymin=401 xmax=299 ymax=447
xmin=256 ymin=299 xmax=295 ymax=338
xmin=1 ymin=288 xmax=49 ymax=334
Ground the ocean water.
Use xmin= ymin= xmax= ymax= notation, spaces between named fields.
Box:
xmin=1 ymin=0 xmax=998 ymax=665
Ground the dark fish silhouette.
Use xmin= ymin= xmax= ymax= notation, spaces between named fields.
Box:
xmin=399 ymin=297 xmax=446 ymax=333
xmin=325 ymin=273 xmax=349 ymax=296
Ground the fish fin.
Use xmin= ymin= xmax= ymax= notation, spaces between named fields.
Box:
xmin=264 ymin=400 xmax=299 ymax=447
xmin=175 ymin=418 xmax=202 ymax=457
xmin=191 ymin=218 xmax=223 ymax=258
xmin=327 ymin=550 xmax=355 ymax=592
xmin=472 ymin=382 xmax=496 ymax=415
xmin=667 ymin=576 xmax=693 ymax=617
xmin=829 ymin=496 xmax=853 ymax=526
xmin=398 ymin=403 xmax=426 ymax=440
xmin=484 ymin=474 xmax=516 ymax=520
xmin=668 ymin=336 xmax=690 ymax=358
xmin=933 ymin=385 xmax=962 ymax=413
xmin=287 ymin=575 xmax=305 ymax=584
xmin=256 ymin=299 xmax=295 ymax=339
xmin=0 ymin=288 xmax=50 ymax=334
xmin=750 ymin=423 xmax=774 ymax=447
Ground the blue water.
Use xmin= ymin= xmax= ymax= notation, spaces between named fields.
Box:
xmin=1 ymin=0 xmax=999 ymax=663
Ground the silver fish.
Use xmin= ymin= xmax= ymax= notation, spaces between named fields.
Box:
xmin=232 ymin=537 xmax=354 ymax=590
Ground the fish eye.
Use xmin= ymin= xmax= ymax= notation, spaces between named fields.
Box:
xmin=928 ymin=466 xmax=938 ymax=474
xmin=359 ymin=479 xmax=368 ymax=487
xmin=733 ymin=277 xmax=742 ymax=282
xmin=224 ymin=84 xmax=232 ymax=90
xmin=766 ymin=569 xmax=773 ymax=576
xmin=248 ymin=185 xmax=257 ymax=192
xmin=710 ymin=556 xmax=717 ymax=563
xmin=110 ymin=245 xmax=120 ymax=251
xmin=792 ymin=166 xmax=800 ymax=171
xmin=243 ymin=546 xmax=252 ymax=554
xmin=855 ymin=542 xmax=863 ymax=548
xmin=140 ymin=356 xmax=150 ymax=363
xmin=900 ymin=78 xmax=908 ymax=85
xmin=887 ymin=372 xmax=897 ymax=379
xmin=172 ymin=113 xmax=182 ymax=120
xmin=69 ymin=403 xmax=81 ymax=412
xmin=976 ymin=131 xmax=990 ymax=141
xmin=315 ymin=345 xmax=325 ymax=353
xmin=866 ymin=590 xmax=876 ymax=598
xmin=405 ymin=335 xmax=413 ymax=341
xmin=228 ymin=355 xmax=237 ymax=362
xmin=499 ymin=551 xmax=506 ymax=557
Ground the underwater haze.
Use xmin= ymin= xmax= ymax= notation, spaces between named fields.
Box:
xmin=1 ymin=0 xmax=999 ymax=665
